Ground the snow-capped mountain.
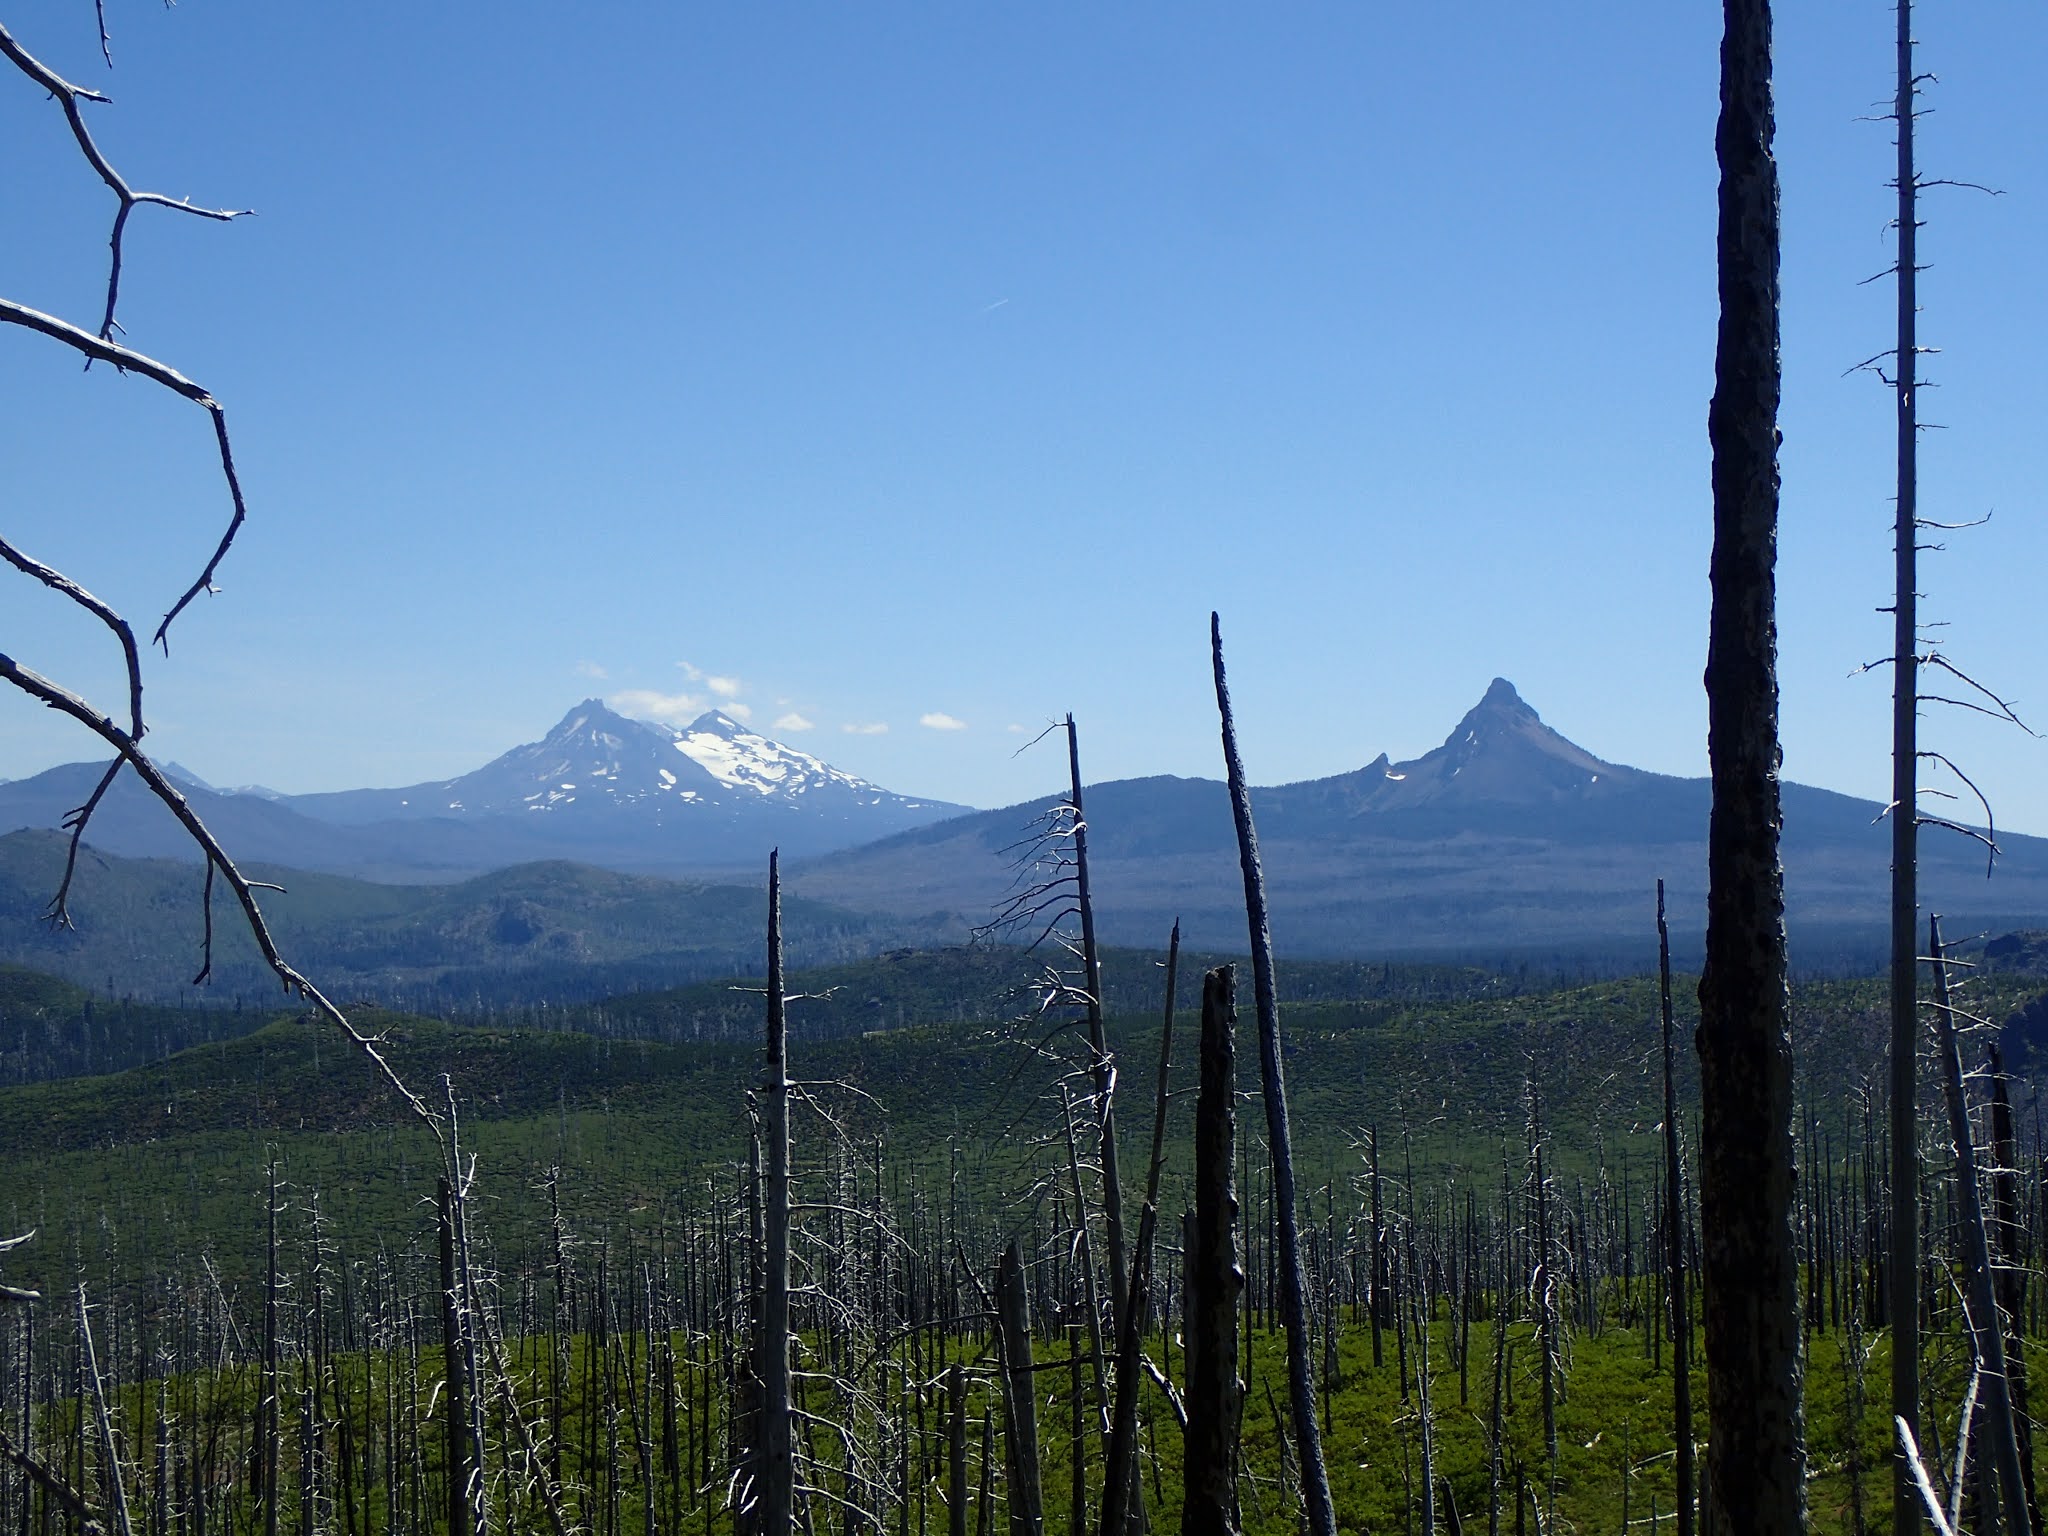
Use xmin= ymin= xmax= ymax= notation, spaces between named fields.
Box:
xmin=673 ymin=709 xmax=945 ymax=812
xmin=283 ymin=701 xmax=950 ymax=826
xmin=0 ymin=702 xmax=971 ymax=880
xmin=238 ymin=700 xmax=971 ymax=870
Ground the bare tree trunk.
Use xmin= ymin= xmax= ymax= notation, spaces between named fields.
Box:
xmin=1208 ymin=614 xmax=1338 ymax=1536
xmin=437 ymin=1177 xmax=472 ymax=1536
xmin=1098 ymin=1204 xmax=1156 ymax=1536
xmin=1183 ymin=966 xmax=1243 ymax=1536
xmin=948 ymin=1364 xmax=968 ymax=1536
xmin=994 ymin=1242 xmax=1045 ymax=1536
xmin=1889 ymin=8 xmax=1924 ymax=1534
xmin=1067 ymin=716 xmax=1130 ymax=1334
xmin=1988 ymin=1041 xmax=2042 ymax=1534
xmin=1659 ymin=881 xmax=1695 ymax=1536
xmin=759 ymin=851 xmax=795 ymax=1536
xmin=1143 ymin=922 xmax=1180 ymax=1225
xmin=75 ymin=1290 xmax=132 ymax=1536
xmin=1058 ymin=1086 xmax=1109 ymax=1411
xmin=263 ymin=1160 xmax=280 ymax=1536
xmin=1928 ymin=916 xmax=2031 ymax=1535
xmin=1698 ymin=0 xmax=1806 ymax=1529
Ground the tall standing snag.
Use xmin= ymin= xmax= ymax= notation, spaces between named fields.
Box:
xmin=1183 ymin=965 xmax=1243 ymax=1536
xmin=757 ymin=851 xmax=794 ymax=1536
xmin=1209 ymin=613 xmax=1337 ymax=1536
xmin=1887 ymin=7 xmax=1925 ymax=1529
xmin=1697 ymin=1 xmax=1807 ymax=1531
xmin=1926 ymin=916 xmax=2031 ymax=1536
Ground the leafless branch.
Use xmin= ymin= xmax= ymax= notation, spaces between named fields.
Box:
xmin=0 ymin=1428 xmax=105 ymax=1536
xmin=0 ymin=536 xmax=142 ymax=733
xmin=1917 ymin=751 xmax=1998 ymax=875
xmin=45 ymin=756 xmax=124 ymax=928
xmin=0 ymin=651 xmax=445 ymax=1141
xmin=1918 ymin=178 xmax=2004 ymax=197
xmin=0 ymin=298 xmax=252 ymax=652
xmin=1916 ymin=816 xmax=1999 ymax=872
xmin=0 ymin=20 xmax=252 ymax=345
xmin=1920 ymin=653 xmax=2033 ymax=733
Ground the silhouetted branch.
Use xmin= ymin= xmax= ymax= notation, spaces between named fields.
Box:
xmin=0 ymin=652 xmax=445 ymax=1140
xmin=0 ymin=298 xmax=252 ymax=653
xmin=0 ymin=20 xmax=252 ymax=343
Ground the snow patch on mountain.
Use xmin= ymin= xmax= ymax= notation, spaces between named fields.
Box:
xmin=673 ymin=710 xmax=923 ymax=806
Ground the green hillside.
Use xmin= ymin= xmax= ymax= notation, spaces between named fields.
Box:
xmin=0 ymin=829 xmax=916 ymax=1007
xmin=4 ymin=947 xmax=2035 ymax=1310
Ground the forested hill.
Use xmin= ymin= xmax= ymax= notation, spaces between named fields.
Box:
xmin=4 ymin=949 xmax=2045 ymax=1307
xmin=0 ymin=829 xmax=919 ymax=1007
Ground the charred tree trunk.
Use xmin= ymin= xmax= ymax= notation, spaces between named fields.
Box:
xmin=994 ymin=1241 xmax=1045 ymax=1536
xmin=1209 ymin=614 xmax=1337 ymax=1536
xmin=1098 ymin=1204 xmax=1156 ymax=1536
xmin=1698 ymin=0 xmax=1807 ymax=1530
xmin=1889 ymin=8 xmax=1924 ymax=1534
xmin=1183 ymin=966 xmax=1243 ymax=1536
xmin=759 ymin=851 xmax=795 ymax=1536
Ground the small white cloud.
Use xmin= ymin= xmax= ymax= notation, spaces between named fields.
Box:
xmin=1006 ymin=723 xmax=1026 ymax=734
xmin=675 ymin=660 xmax=704 ymax=681
xmin=724 ymin=702 xmax=753 ymax=722
xmin=843 ymin=722 xmax=889 ymax=736
xmin=920 ymin=712 xmax=969 ymax=732
xmin=774 ymin=712 xmax=816 ymax=733
xmin=575 ymin=660 xmax=609 ymax=680
xmin=707 ymin=675 xmax=743 ymax=698
xmin=609 ymin=689 xmax=704 ymax=727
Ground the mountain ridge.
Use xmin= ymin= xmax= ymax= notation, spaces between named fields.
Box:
xmin=790 ymin=679 xmax=2048 ymax=957
xmin=7 ymin=680 xmax=2047 ymax=964
xmin=0 ymin=701 xmax=969 ymax=878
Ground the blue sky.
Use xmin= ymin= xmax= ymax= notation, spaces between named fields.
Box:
xmin=5 ymin=3 xmax=2046 ymax=833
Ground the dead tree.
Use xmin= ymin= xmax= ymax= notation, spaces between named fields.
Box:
xmin=1926 ymin=916 xmax=2031 ymax=1536
xmin=1853 ymin=10 xmax=2029 ymax=1521
xmin=0 ymin=11 xmax=442 ymax=1149
xmin=1658 ymin=881 xmax=1695 ymax=1536
xmin=1886 ymin=10 xmax=1927 ymax=1524
xmin=993 ymin=1240 xmax=1045 ymax=1536
xmin=1697 ymin=0 xmax=1807 ymax=1531
xmin=757 ymin=852 xmax=794 ymax=1536
xmin=987 ymin=716 xmax=1132 ymax=1340
xmin=1183 ymin=966 xmax=1243 ymax=1536
xmin=1209 ymin=613 xmax=1337 ymax=1536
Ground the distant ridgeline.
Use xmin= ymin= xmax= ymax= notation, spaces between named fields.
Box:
xmin=9 ymin=683 xmax=2048 ymax=979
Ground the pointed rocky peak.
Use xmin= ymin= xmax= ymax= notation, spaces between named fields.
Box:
xmin=684 ymin=709 xmax=748 ymax=738
xmin=1368 ymin=678 xmax=1633 ymax=808
xmin=158 ymin=761 xmax=218 ymax=792
xmin=1445 ymin=678 xmax=1542 ymax=745
xmin=546 ymin=698 xmax=670 ymax=746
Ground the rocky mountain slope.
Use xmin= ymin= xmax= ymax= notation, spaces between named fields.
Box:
xmin=792 ymin=680 xmax=2048 ymax=961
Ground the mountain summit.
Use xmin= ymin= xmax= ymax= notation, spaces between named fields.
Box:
xmin=0 ymin=702 xmax=972 ymax=878
xmin=795 ymin=673 xmax=2048 ymax=956
xmin=1366 ymin=678 xmax=1635 ymax=809
xmin=283 ymin=699 xmax=963 ymax=838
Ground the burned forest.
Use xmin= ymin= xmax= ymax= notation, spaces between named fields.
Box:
xmin=5 ymin=1 xmax=2047 ymax=1533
